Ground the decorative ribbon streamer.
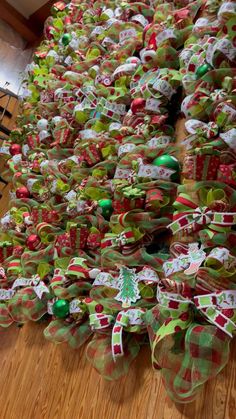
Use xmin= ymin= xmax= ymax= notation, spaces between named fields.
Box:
xmin=89 ymin=313 xmax=114 ymax=330
xmin=112 ymin=309 xmax=146 ymax=360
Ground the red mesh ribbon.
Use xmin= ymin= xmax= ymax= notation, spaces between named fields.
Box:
xmin=144 ymin=293 xmax=231 ymax=402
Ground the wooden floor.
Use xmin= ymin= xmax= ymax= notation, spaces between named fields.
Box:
xmin=0 ymin=120 xmax=235 ymax=419
xmin=0 ymin=324 xmax=235 ymax=419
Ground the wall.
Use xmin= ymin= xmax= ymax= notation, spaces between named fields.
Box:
xmin=0 ymin=19 xmax=32 ymax=94
xmin=6 ymin=0 xmax=48 ymax=18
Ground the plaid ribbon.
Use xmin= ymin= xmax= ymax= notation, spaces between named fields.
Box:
xmin=67 ymin=223 xmax=89 ymax=250
xmin=50 ymin=267 xmax=92 ymax=299
xmin=183 ymin=154 xmax=220 ymax=181
xmin=31 ymin=207 xmax=60 ymax=224
xmin=0 ymin=242 xmax=13 ymax=263
xmin=82 ymin=143 xmax=101 ymax=165
xmin=44 ymin=319 xmax=92 ymax=348
xmin=7 ymin=287 xmax=48 ymax=323
xmin=54 ymin=233 xmax=72 ymax=257
xmin=86 ymin=332 xmax=141 ymax=380
xmin=145 ymin=288 xmax=231 ymax=402
xmin=53 ymin=2 xmax=66 ymax=11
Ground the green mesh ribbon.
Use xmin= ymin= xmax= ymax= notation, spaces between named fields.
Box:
xmin=144 ymin=297 xmax=231 ymax=402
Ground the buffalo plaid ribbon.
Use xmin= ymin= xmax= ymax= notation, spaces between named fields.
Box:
xmin=145 ymin=288 xmax=232 ymax=402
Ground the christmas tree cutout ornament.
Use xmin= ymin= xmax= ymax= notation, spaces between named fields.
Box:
xmin=115 ymin=266 xmax=140 ymax=308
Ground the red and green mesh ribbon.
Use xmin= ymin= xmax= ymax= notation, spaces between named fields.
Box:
xmin=144 ymin=289 xmax=232 ymax=402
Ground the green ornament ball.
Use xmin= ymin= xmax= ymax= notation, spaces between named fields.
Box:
xmin=52 ymin=299 xmax=70 ymax=319
xmin=98 ymin=198 xmax=113 ymax=218
xmin=61 ymin=33 xmax=72 ymax=46
xmin=196 ymin=63 xmax=212 ymax=79
xmin=153 ymin=154 xmax=180 ymax=182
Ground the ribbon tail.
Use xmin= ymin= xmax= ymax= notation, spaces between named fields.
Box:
xmin=112 ymin=322 xmax=124 ymax=361
xmin=168 ymin=215 xmax=196 ymax=234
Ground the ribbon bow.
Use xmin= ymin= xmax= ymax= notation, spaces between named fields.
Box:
xmin=194 ymin=291 xmax=236 ymax=337
xmin=145 ymin=287 xmax=231 ymax=402
xmin=101 ymin=228 xmax=135 ymax=250
xmin=168 ymin=193 xmax=236 ymax=234
xmin=192 ymin=206 xmax=212 ymax=224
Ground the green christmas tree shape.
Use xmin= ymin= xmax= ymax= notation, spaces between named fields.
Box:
xmin=116 ymin=267 xmax=140 ymax=308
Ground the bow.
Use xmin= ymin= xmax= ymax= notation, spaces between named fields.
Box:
xmin=101 ymin=228 xmax=136 ymax=250
xmin=194 ymin=291 xmax=236 ymax=337
xmin=145 ymin=287 xmax=231 ymax=402
xmin=168 ymin=193 xmax=236 ymax=234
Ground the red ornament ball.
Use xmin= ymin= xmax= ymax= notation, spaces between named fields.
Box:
xmin=16 ymin=186 xmax=30 ymax=199
xmin=130 ymin=98 xmax=146 ymax=115
xmin=26 ymin=234 xmax=41 ymax=251
xmin=9 ymin=144 xmax=21 ymax=156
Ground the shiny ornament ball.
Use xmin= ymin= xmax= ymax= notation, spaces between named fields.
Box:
xmin=196 ymin=63 xmax=212 ymax=79
xmin=131 ymin=98 xmax=146 ymax=115
xmin=26 ymin=234 xmax=41 ymax=251
xmin=37 ymin=119 xmax=48 ymax=131
xmin=153 ymin=155 xmax=180 ymax=182
xmin=51 ymin=116 xmax=63 ymax=126
xmin=98 ymin=199 xmax=113 ymax=218
xmin=61 ymin=33 xmax=72 ymax=46
xmin=9 ymin=144 xmax=21 ymax=156
xmin=16 ymin=186 xmax=30 ymax=199
xmin=52 ymin=299 xmax=70 ymax=319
